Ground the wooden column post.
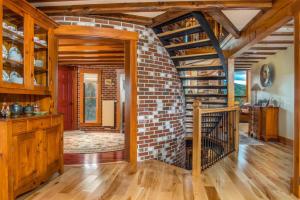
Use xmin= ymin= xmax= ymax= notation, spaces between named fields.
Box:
xmin=228 ymin=58 xmax=235 ymax=107
xmin=246 ymin=70 xmax=252 ymax=103
xmin=234 ymin=109 xmax=240 ymax=155
xmin=293 ymin=11 xmax=300 ymax=198
xmin=124 ymin=40 xmax=137 ymax=171
xmin=192 ymin=100 xmax=202 ymax=176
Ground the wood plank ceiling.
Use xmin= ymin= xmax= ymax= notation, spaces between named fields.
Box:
xmin=233 ymin=20 xmax=294 ymax=70
xmin=58 ymin=38 xmax=125 ymax=66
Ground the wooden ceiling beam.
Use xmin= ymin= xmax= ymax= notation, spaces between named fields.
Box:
xmin=223 ymin=0 xmax=297 ymax=58
xmin=258 ymin=40 xmax=294 ymax=44
xmin=206 ymin=9 xmax=240 ymax=38
xmin=235 ymin=60 xmax=259 ymax=63
xmin=236 ymin=56 xmax=266 ymax=60
xmin=88 ymin=14 xmax=153 ymax=26
xmin=59 ymin=53 xmax=124 ymax=58
xmin=59 ymin=38 xmax=123 ymax=46
xmin=242 ymin=51 xmax=276 ymax=55
xmin=59 ymin=58 xmax=124 ymax=62
xmin=58 ymin=45 xmax=124 ymax=52
xmin=59 ymin=61 xmax=124 ymax=65
xmin=271 ymin=32 xmax=294 ymax=36
xmin=31 ymin=1 xmax=273 ymax=15
xmin=250 ymin=47 xmax=288 ymax=51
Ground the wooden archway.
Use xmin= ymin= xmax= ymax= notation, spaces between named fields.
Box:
xmin=54 ymin=25 xmax=138 ymax=168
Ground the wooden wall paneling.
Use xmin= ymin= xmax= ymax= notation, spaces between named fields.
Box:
xmin=227 ymin=58 xmax=235 ymax=107
xmin=293 ymin=10 xmax=300 ymax=198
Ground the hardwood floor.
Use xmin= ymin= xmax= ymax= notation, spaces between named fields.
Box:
xmin=202 ymin=143 xmax=296 ymax=200
xmin=20 ymin=160 xmax=197 ymax=200
xmin=21 ymin=141 xmax=297 ymax=200
xmin=64 ymin=150 xmax=125 ymax=165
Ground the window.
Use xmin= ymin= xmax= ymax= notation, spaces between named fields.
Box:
xmin=234 ymin=70 xmax=247 ymax=104
xmin=80 ymin=70 xmax=101 ymax=125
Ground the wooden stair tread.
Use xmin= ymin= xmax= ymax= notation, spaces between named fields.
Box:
xmin=183 ymin=85 xmax=227 ymax=89
xmin=180 ymin=76 xmax=226 ymax=80
xmin=185 ymin=93 xmax=227 ymax=97
xmin=185 ymin=101 xmax=227 ymax=105
xmin=165 ymin=39 xmax=211 ymax=50
xmin=176 ymin=65 xmax=223 ymax=71
xmin=157 ymin=25 xmax=201 ymax=38
xmin=172 ymin=53 xmax=218 ymax=59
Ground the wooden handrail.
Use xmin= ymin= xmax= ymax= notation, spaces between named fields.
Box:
xmin=201 ymin=106 xmax=240 ymax=114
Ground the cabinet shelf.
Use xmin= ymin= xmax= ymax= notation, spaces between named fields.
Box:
xmin=3 ymin=58 xmax=23 ymax=67
xmin=3 ymin=27 xmax=48 ymax=49
xmin=34 ymin=67 xmax=48 ymax=73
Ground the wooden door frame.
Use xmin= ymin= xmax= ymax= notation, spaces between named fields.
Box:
xmin=54 ymin=25 xmax=138 ymax=169
xmin=116 ymin=69 xmax=125 ymax=132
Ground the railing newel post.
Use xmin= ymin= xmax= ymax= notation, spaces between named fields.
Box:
xmin=192 ymin=100 xmax=202 ymax=177
xmin=234 ymin=108 xmax=240 ymax=156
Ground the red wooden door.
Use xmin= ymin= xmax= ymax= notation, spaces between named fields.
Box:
xmin=58 ymin=66 xmax=74 ymax=130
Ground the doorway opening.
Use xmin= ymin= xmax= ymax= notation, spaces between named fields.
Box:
xmin=55 ymin=26 xmax=137 ymax=166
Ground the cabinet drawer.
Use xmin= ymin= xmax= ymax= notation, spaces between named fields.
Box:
xmin=12 ymin=120 xmax=28 ymax=135
xmin=31 ymin=118 xmax=51 ymax=130
xmin=52 ymin=116 xmax=62 ymax=127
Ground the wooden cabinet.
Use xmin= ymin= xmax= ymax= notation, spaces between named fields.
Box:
xmin=0 ymin=114 xmax=63 ymax=200
xmin=250 ymin=106 xmax=279 ymax=141
xmin=0 ymin=0 xmax=58 ymax=97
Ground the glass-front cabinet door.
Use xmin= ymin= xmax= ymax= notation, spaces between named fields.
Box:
xmin=2 ymin=5 xmax=25 ymax=86
xmin=33 ymin=22 xmax=48 ymax=88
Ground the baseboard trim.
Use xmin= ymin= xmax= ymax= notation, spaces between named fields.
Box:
xmin=278 ymin=136 xmax=293 ymax=146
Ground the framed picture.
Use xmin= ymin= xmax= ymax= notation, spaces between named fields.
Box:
xmin=260 ymin=64 xmax=274 ymax=88
xmin=105 ymin=79 xmax=112 ymax=86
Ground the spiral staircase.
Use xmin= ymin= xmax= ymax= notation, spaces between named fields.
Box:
xmin=153 ymin=12 xmax=230 ymax=170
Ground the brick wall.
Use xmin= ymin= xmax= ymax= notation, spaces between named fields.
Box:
xmin=53 ymin=16 xmax=186 ymax=167
xmin=76 ymin=65 xmax=124 ymax=132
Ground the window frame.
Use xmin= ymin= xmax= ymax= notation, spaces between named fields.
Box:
xmin=79 ymin=69 xmax=102 ymax=126
xmin=234 ymin=69 xmax=249 ymax=104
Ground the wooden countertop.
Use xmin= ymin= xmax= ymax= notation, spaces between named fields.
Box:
xmin=0 ymin=113 xmax=62 ymax=121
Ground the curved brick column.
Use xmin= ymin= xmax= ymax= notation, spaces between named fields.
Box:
xmin=53 ymin=16 xmax=186 ymax=167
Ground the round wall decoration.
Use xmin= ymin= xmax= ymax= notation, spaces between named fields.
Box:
xmin=260 ymin=64 xmax=274 ymax=87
